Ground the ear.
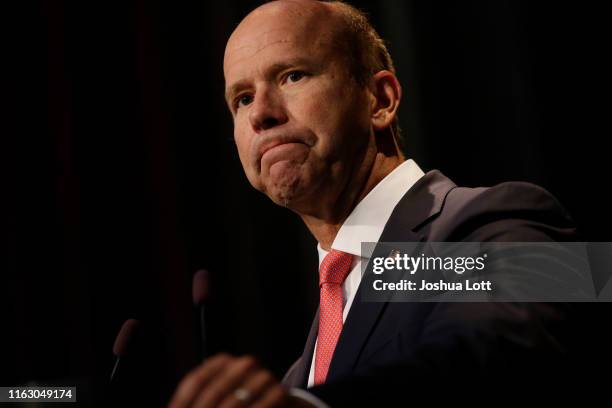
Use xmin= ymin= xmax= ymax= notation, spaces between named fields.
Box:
xmin=369 ymin=70 xmax=402 ymax=132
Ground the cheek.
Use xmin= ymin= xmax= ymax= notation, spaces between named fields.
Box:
xmin=296 ymin=83 xmax=369 ymax=152
xmin=294 ymin=86 xmax=344 ymax=130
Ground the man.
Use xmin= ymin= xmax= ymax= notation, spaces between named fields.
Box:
xmin=169 ymin=1 xmax=577 ymax=406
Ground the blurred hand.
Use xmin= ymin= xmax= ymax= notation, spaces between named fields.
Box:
xmin=168 ymin=354 xmax=313 ymax=408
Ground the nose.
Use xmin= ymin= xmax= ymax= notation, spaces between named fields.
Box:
xmin=248 ymin=87 xmax=288 ymax=132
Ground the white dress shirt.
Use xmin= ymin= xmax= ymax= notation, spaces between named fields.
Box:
xmin=306 ymin=159 xmax=425 ymax=387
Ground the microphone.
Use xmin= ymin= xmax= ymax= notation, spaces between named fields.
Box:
xmin=110 ymin=318 xmax=140 ymax=382
xmin=192 ymin=269 xmax=210 ymax=360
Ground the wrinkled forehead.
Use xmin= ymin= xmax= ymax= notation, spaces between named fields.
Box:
xmin=223 ymin=2 xmax=340 ymax=79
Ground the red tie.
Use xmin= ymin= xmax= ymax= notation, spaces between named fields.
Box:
xmin=314 ymin=249 xmax=353 ymax=385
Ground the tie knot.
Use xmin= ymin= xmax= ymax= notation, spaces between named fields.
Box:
xmin=319 ymin=249 xmax=353 ymax=287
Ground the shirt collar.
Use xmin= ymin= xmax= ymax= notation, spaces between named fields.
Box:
xmin=317 ymin=159 xmax=425 ymax=265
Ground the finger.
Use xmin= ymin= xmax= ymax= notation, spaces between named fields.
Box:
xmin=169 ymin=354 xmax=233 ymax=408
xmin=191 ymin=355 xmax=260 ymax=408
xmin=218 ymin=370 xmax=276 ymax=408
xmin=250 ymin=384 xmax=288 ymax=408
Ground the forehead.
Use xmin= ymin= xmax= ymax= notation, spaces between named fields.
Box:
xmin=223 ymin=2 xmax=340 ymax=83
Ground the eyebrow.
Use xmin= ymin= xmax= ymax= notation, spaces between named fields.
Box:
xmin=224 ymin=57 xmax=315 ymax=106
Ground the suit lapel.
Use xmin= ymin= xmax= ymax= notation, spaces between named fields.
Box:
xmin=284 ymin=307 xmax=319 ymax=388
xmin=326 ymin=170 xmax=457 ymax=382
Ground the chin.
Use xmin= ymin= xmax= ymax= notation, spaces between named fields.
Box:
xmin=268 ymin=176 xmax=316 ymax=209
xmin=268 ymin=182 xmax=302 ymax=207
xmin=264 ymin=162 xmax=303 ymax=201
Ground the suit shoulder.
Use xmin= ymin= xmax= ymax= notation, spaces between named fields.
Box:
xmin=447 ymin=180 xmax=572 ymax=218
xmin=431 ymin=180 xmax=576 ymax=241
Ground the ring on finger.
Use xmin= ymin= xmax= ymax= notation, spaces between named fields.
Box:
xmin=233 ymin=387 xmax=252 ymax=403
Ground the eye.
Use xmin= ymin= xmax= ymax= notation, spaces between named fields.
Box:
xmin=286 ymin=70 xmax=306 ymax=83
xmin=235 ymin=94 xmax=253 ymax=109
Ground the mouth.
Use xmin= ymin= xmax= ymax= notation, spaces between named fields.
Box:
xmin=254 ymin=134 xmax=311 ymax=172
xmin=262 ymin=141 xmax=302 ymax=157
xmin=260 ymin=138 xmax=304 ymax=156
xmin=262 ymin=142 xmax=306 ymax=165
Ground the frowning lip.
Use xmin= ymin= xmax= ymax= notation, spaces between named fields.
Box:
xmin=253 ymin=132 xmax=312 ymax=171
xmin=259 ymin=137 xmax=304 ymax=158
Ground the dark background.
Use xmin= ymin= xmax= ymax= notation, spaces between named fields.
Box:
xmin=2 ymin=0 xmax=609 ymax=406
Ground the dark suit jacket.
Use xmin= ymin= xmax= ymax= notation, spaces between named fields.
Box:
xmin=282 ymin=169 xmax=579 ymax=405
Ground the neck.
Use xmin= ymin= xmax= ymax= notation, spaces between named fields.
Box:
xmin=299 ymin=146 xmax=404 ymax=250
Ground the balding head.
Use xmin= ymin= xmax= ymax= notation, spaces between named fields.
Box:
xmin=225 ymin=1 xmax=343 ymax=81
